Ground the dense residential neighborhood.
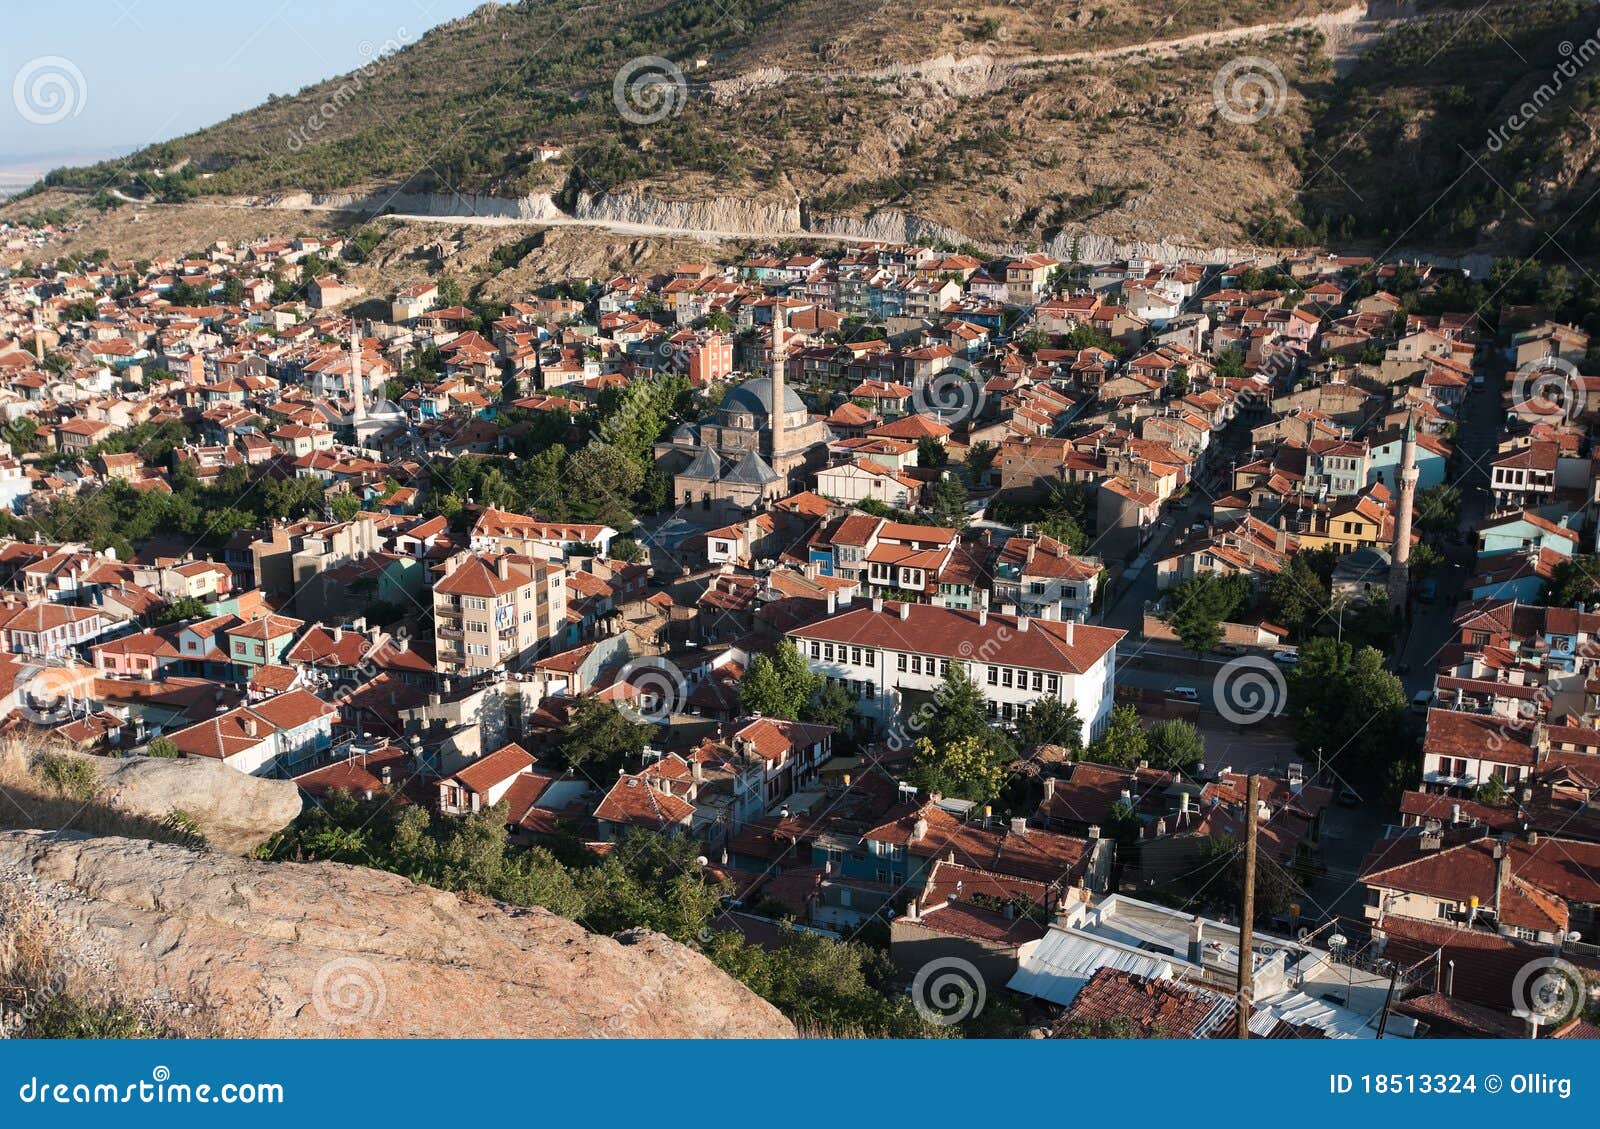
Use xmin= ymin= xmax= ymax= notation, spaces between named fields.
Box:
xmin=2 ymin=208 xmax=1598 ymax=1040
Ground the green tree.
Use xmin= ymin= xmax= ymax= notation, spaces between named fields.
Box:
xmin=1167 ymin=573 xmax=1247 ymax=659
xmin=928 ymin=476 xmax=969 ymax=528
xmin=1013 ymin=696 xmax=1083 ymax=754
xmin=1546 ymin=553 xmax=1600 ymax=608
xmin=558 ymin=699 xmax=649 ymax=778
xmin=802 ymin=679 xmax=858 ymax=740
xmin=1288 ymin=638 xmax=1410 ymax=790
xmin=964 ymin=440 xmax=997 ymax=481
xmin=1414 ymin=483 xmax=1461 ymax=534
xmin=740 ymin=641 xmax=822 ymax=721
xmin=609 ymin=538 xmax=646 ymax=564
xmin=1263 ymin=554 xmax=1330 ymax=640
xmin=924 ymin=662 xmax=993 ymax=751
xmin=917 ymin=435 xmax=949 ymax=468
xmin=143 ymin=736 xmax=179 ymax=758
xmin=910 ymin=735 xmax=1004 ymax=802
xmin=1144 ymin=718 xmax=1204 ymax=771
xmin=1088 ymin=704 xmax=1147 ymax=767
xmin=157 ymin=595 xmax=210 ymax=624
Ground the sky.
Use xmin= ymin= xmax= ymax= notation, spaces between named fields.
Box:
xmin=1 ymin=0 xmax=493 ymax=185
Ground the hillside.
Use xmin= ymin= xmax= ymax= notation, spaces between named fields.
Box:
xmin=17 ymin=0 xmax=1600 ymax=259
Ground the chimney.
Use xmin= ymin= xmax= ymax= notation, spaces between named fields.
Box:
xmin=1066 ymin=619 xmax=1076 ymax=646
xmin=1493 ymin=839 xmax=1510 ymax=924
xmin=872 ymin=597 xmax=884 ymax=613
xmin=898 ymin=602 xmax=909 ymax=620
xmin=826 ymin=591 xmax=837 ymax=615
xmin=691 ymin=758 xmax=704 ymax=783
xmin=912 ymin=816 xmax=929 ymax=842
xmin=333 ymin=626 xmax=343 ymax=643
xmin=1086 ymin=823 xmax=1099 ymax=840
xmin=1009 ymin=816 xmax=1028 ymax=835
xmin=1017 ymin=615 xmax=1030 ymax=633
xmin=905 ymin=900 xmax=920 ymax=923
xmin=497 ymin=556 xmax=511 ymax=581
xmin=242 ymin=716 xmax=259 ymax=738
xmin=978 ymin=607 xmax=988 ymax=627
xmin=1044 ymin=777 xmax=1056 ymax=801
xmin=1187 ymin=917 xmax=1205 ymax=965
xmin=380 ymin=764 xmax=392 ymax=787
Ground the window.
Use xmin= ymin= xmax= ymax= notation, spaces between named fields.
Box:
xmin=897 ymin=654 xmax=908 ymax=672
xmin=1032 ymin=671 xmax=1043 ymax=692
xmin=1030 ymin=581 xmax=1047 ymax=595
xmin=865 ymin=683 xmax=875 ymax=699
xmin=1514 ymin=926 xmax=1538 ymax=941
xmin=1048 ymin=675 xmax=1059 ymax=694
xmin=987 ymin=666 xmax=998 ymax=685
xmin=910 ymin=655 xmax=922 ymax=675
xmin=1436 ymin=902 xmax=1453 ymax=920
xmin=939 ymin=659 xmax=949 ymax=676
xmin=823 ymin=643 xmax=835 ymax=661
xmin=1001 ymin=668 xmax=1013 ymax=688
xmin=851 ymin=647 xmax=862 ymax=665
xmin=810 ymin=641 xmax=820 ymax=659
xmin=863 ymin=649 xmax=876 ymax=667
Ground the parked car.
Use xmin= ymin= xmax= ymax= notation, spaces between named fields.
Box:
xmin=1338 ymin=785 xmax=1363 ymax=808
xmin=1271 ymin=650 xmax=1299 ymax=665
xmin=1168 ymin=686 xmax=1200 ymax=703
xmin=1217 ymin=643 xmax=1246 ymax=657
xmin=1410 ymin=690 xmax=1434 ymax=714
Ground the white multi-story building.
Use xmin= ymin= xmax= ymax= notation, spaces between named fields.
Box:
xmin=787 ymin=599 xmax=1123 ymax=738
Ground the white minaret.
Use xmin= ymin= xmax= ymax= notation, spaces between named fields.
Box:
xmin=769 ymin=305 xmax=787 ymax=462
xmin=349 ymin=326 xmax=366 ymax=425
xmin=32 ymin=309 xmax=44 ymax=363
xmin=1387 ymin=412 xmax=1418 ymax=611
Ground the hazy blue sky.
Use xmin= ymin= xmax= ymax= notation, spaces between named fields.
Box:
xmin=1 ymin=0 xmax=492 ymax=176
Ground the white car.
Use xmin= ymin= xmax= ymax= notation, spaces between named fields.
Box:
xmin=1271 ymin=650 xmax=1299 ymax=665
xmin=1168 ymin=686 xmax=1200 ymax=702
xmin=1410 ymin=690 xmax=1434 ymax=714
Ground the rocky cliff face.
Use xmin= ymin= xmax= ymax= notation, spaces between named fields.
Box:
xmin=0 ymin=832 xmax=794 ymax=1038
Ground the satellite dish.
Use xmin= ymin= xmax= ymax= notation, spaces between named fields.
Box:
xmin=1328 ymin=933 xmax=1348 ymax=952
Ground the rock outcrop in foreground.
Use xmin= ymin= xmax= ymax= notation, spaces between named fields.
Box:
xmin=86 ymin=753 xmax=302 ymax=855
xmin=0 ymin=832 xmax=794 ymax=1038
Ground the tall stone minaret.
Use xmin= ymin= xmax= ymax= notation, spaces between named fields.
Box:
xmin=1387 ymin=412 xmax=1419 ymax=610
xmin=349 ymin=326 xmax=366 ymax=426
xmin=769 ymin=305 xmax=787 ymax=463
xmin=32 ymin=309 xmax=45 ymax=363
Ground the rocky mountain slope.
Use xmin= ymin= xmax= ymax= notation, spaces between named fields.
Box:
xmin=0 ymin=831 xmax=795 ymax=1038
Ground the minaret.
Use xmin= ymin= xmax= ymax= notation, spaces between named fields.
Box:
xmin=1387 ymin=412 xmax=1419 ymax=610
xmin=32 ymin=309 xmax=44 ymax=363
xmin=769 ymin=305 xmax=787 ymax=464
xmin=349 ymin=327 xmax=366 ymax=426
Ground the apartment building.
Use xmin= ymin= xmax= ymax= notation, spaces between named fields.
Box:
xmin=432 ymin=550 xmax=567 ymax=676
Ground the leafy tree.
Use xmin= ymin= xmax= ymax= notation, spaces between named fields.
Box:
xmin=1089 ymin=704 xmax=1147 ymax=767
xmin=1213 ymin=348 xmax=1245 ymax=379
xmin=924 ymin=663 xmax=993 ymax=751
xmin=157 ymin=595 xmax=210 ymax=624
xmin=740 ymin=641 xmax=822 ymax=720
xmin=1546 ymin=553 xmax=1600 ymax=608
xmin=928 ymin=476 xmax=969 ymax=528
xmin=558 ymin=699 xmax=649 ymax=778
xmin=1013 ymin=696 xmax=1083 ymax=754
xmin=1287 ymin=638 xmax=1410 ymax=789
xmin=1167 ymin=573 xmax=1248 ymax=659
xmin=964 ymin=440 xmax=996 ymax=480
xmin=1414 ymin=483 xmax=1461 ymax=533
xmin=801 ymin=679 xmax=858 ymax=741
xmin=609 ymin=538 xmax=646 ymax=564
xmin=1144 ymin=719 xmax=1205 ymax=771
xmin=143 ymin=736 xmax=179 ymax=758
xmin=1038 ymin=512 xmax=1087 ymax=553
xmin=1474 ymin=776 xmax=1509 ymax=806
xmin=910 ymin=735 xmax=1004 ymax=802
xmin=917 ymin=435 xmax=948 ymax=468
xmin=1263 ymin=554 xmax=1330 ymax=640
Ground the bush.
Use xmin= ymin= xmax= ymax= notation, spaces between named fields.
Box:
xmin=33 ymin=753 xmax=98 ymax=801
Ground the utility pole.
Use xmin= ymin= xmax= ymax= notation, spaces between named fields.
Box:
xmin=1235 ymin=773 xmax=1260 ymax=1039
